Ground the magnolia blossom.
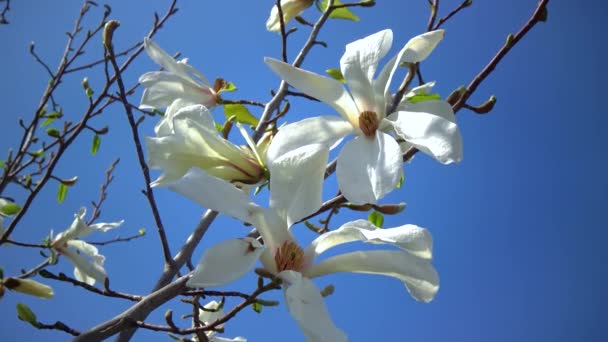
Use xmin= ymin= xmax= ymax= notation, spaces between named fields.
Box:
xmin=139 ymin=38 xmax=219 ymax=112
xmin=167 ymin=145 xmax=438 ymax=342
xmin=193 ymin=300 xmax=247 ymax=342
xmin=51 ymin=208 xmax=123 ymax=286
xmin=146 ymin=104 xmax=268 ymax=187
xmin=265 ymin=29 xmax=463 ymax=204
xmin=266 ymin=0 xmax=313 ymax=32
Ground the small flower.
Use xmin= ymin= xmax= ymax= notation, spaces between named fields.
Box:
xmin=194 ymin=300 xmax=247 ymax=342
xmin=51 ymin=208 xmax=123 ymax=286
xmin=265 ymin=29 xmax=463 ymax=204
xmin=146 ymin=104 xmax=267 ymax=187
xmin=167 ymin=145 xmax=438 ymax=342
xmin=266 ymin=0 xmax=313 ymax=32
xmin=139 ymin=38 xmax=219 ymax=111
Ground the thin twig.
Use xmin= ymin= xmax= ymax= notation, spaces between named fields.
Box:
xmin=87 ymin=231 xmax=145 ymax=246
xmin=37 ymin=320 xmax=81 ymax=336
xmin=39 ymin=270 xmax=142 ymax=301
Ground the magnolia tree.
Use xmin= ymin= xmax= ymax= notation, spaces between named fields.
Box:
xmin=0 ymin=0 xmax=550 ymax=341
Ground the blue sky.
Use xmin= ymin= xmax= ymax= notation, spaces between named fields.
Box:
xmin=1 ymin=1 xmax=607 ymax=341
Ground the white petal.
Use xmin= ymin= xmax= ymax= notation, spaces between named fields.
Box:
xmin=264 ymin=57 xmax=359 ymax=126
xmin=374 ymin=30 xmax=444 ymax=102
xmin=155 ymin=100 xmax=211 ymax=136
xmin=266 ymin=0 xmax=311 ymax=32
xmin=211 ymin=337 xmax=247 ymax=342
xmin=88 ymin=220 xmax=123 ymax=233
xmin=60 ymin=247 xmax=107 ymax=285
xmin=340 ymin=29 xmax=393 ymax=113
xmin=54 ymin=207 xmax=91 ymax=243
xmin=270 ymin=144 xmax=329 ymax=227
xmin=187 ymin=238 xmax=264 ymax=288
xmin=336 ymin=133 xmax=402 ymax=204
xmin=167 ymin=168 xmax=257 ymax=223
xmin=139 ymin=72 xmax=215 ymax=109
xmin=266 ymin=116 xmax=353 ymax=164
xmin=304 ymin=219 xmax=433 ymax=262
xmin=74 ymin=266 xmax=96 ymax=286
xmin=306 ymin=250 xmax=439 ymax=303
xmin=143 ymin=38 xmax=211 ymax=86
xmin=198 ymin=300 xmax=225 ymax=328
xmin=250 ymin=208 xmax=295 ymax=258
xmin=387 ymin=100 xmax=463 ymax=164
xmin=279 ymin=271 xmax=347 ymax=342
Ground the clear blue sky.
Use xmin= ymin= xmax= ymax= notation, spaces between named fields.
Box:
xmin=1 ymin=1 xmax=606 ymax=341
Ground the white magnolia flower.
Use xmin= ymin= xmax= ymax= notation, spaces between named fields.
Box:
xmin=265 ymin=29 xmax=463 ymax=204
xmin=139 ymin=38 xmax=219 ymax=112
xmin=193 ymin=300 xmax=247 ymax=342
xmin=146 ymin=104 xmax=267 ymax=187
xmin=51 ymin=208 xmax=123 ymax=286
xmin=167 ymin=145 xmax=438 ymax=342
xmin=266 ymin=0 xmax=313 ymax=32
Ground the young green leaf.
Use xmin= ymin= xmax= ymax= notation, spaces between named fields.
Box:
xmin=409 ymin=93 xmax=441 ymax=104
xmin=0 ymin=202 xmax=21 ymax=216
xmin=325 ymin=68 xmax=345 ymax=83
xmin=16 ymin=303 xmax=39 ymax=327
xmin=318 ymin=0 xmax=360 ymax=21
xmin=57 ymin=183 xmax=68 ymax=203
xmin=251 ymin=302 xmax=263 ymax=314
xmin=91 ymin=134 xmax=101 ymax=156
xmin=224 ymin=104 xmax=259 ymax=126
xmin=368 ymin=211 xmax=384 ymax=228
xmin=46 ymin=128 xmax=61 ymax=138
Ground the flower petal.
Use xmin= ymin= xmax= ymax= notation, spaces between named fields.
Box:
xmin=143 ymin=38 xmax=211 ymax=86
xmin=266 ymin=0 xmax=312 ymax=32
xmin=304 ymin=219 xmax=433 ymax=262
xmin=198 ymin=300 xmax=225 ymax=329
xmin=167 ymin=168 xmax=257 ymax=223
xmin=340 ymin=29 xmax=393 ymax=113
xmin=60 ymin=247 xmax=107 ymax=286
xmin=387 ymin=100 xmax=463 ymax=164
xmin=251 ymin=208 xmax=295 ymax=259
xmin=266 ymin=116 xmax=353 ymax=164
xmin=306 ymin=250 xmax=439 ymax=303
xmin=155 ymin=100 xmax=210 ymax=136
xmin=187 ymin=238 xmax=264 ymax=288
xmin=336 ymin=132 xmax=402 ymax=204
xmin=264 ymin=57 xmax=359 ymax=126
xmin=139 ymin=71 xmax=215 ymax=109
xmin=270 ymin=144 xmax=329 ymax=227
xmin=279 ymin=271 xmax=347 ymax=342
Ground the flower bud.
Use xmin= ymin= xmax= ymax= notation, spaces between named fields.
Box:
xmin=3 ymin=277 xmax=54 ymax=298
xmin=266 ymin=0 xmax=314 ymax=32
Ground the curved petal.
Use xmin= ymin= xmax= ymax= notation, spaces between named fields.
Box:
xmin=387 ymin=100 xmax=463 ymax=164
xmin=211 ymin=337 xmax=247 ymax=342
xmin=60 ymin=247 xmax=107 ymax=285
xmin=375 ymin=30 xmax=444 ymax=103
xmin=143 ymin=38 xmax=211 ymax=86
xmin=306 ymin=250 xmax=439 ymax=303
xmin=265 ymin=116 xmax=353 ymax=164
xmin=266 ymin=0 xmax=312 ymax=32
xmin=199 ymin=300 xmax=225 ymax=330
xmin=336 ymin=133 xmax=402 ymax=204
xmin=53 ymin=207 xmax=89 ymax=243
xmin=304 ymin=220 xmax=433 ymax=262
xmin=270 ymin=144 xmax=329 ymax=227
xmin=74 ymin=266 xmax=96 ymax=286
xmin=251 ymin=208 xmax=295 ymax=257
xmin=340 ymin=29 xmax=393 ymax=113
xmin=139 ymin=71 xmax=215 ymax=109
xmin=167 ymin=168 xmax=257 ymax=223
xmin=187 ymin=238 xmax=264 ymax=288
xmin=279 ymin=271 xmax=347 ymax=342
xmin=264 ymin=57 xmax=359 ymax=126
xmin=88 ymin=220 xmax=123 ymax=233
xmin=155 ymin=101 xmax=213 ymax=136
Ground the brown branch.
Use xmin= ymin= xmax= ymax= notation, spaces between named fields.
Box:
xmin=39 ymin=270 xmax=142 ymax=302
xmin=276 ymin=0 xmax=288 ymax=63
xmin=88 ymin=158 xmax=120 ymax=224
xmin=434 ymin=0 xmax=472 ymax=30
xmin=87 ymin=231 xmax=145 ymax=246
xmin=37 ymin=320 xmax=81 ymax=336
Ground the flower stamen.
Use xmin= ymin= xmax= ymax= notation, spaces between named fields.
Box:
xmin=274 ymin=240 xmax=305 ymax=272
xmin=358 ymin=111 xmax=379 ymax=138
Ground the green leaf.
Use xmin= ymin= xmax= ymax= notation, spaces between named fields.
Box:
xmin=396 ymin=172 xmax=404 ymax=189
xmin=318 ymin=0 xmax=360 ymax=21
xmin=409 ymin=93 xmax=441 ymax=104
xmin=0 ymin=160 xmax=3 ymax=168
xmin=224 ymin=104 xmax=259 ymax=126
xmin=86 ymin=87 xmax=94 ymax=99
xmin=16 ymin=303 xmax=39 ymax=327
xmin=220 ymin=82 xmax=237 ymax=93
xmin=27 ymin=149 xmax=45 ymax=158
xmin=368 ymin=211 xmax=384 ymax=228
xmin=40 ymin=118 xmax=56 ymax=128
xmin=251 ymin=302 xmax=263 ymax=314
xmin=91 ymin=134 xmax=101 ymax=156
xmin=214 ymin=121 xmax=223 ymax=133
xmin=57 ymin=183 xmax=68 ymax=203
xmin=325 ymin=68 xmax=345 ymax=83
xmin=0 ymin=203 xmax=21 ymax=216
xmin=45 ymin=128 xmax=61 ymax=138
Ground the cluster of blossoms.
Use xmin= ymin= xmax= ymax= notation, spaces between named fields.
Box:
xmin=137 ymin=4 xmax=462 ymax=340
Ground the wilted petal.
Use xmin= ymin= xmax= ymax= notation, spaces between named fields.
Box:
xmin=279 ymin=271 xmax=347 ymax=342
xmin=265 ymin=116 xmax=353 ymax=164
xmin=264 ymin=57 xmax=359 ymax=126
xmin=304 ymin=219 xmax=433 ymax=261
xmin=270 ymin=144 xmax=329 ymax=227
xmin=167 ymin=168 xmax=257 ymax=223
xmin=340 ymin=29 xmax=393 ymax=113
xmin=306 ymin=250 xmax=439 ymax=303
xmin=387 ymin=100 xmax=462 ymax=164
xmin=187 ymin=238 xmax=264 ymax=288
xmin=336 ymin=133 xmax=402 ymax=204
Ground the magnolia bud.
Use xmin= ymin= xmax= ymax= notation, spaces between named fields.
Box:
xmin=3 ymin=277 xmax=54 ymax=298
